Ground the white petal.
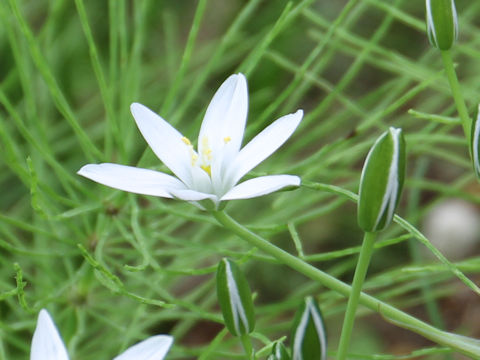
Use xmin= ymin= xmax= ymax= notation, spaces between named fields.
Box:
xmin=190 ymin=165 xmax=215 ymax=195
xmin=78 ymin=163 xmax=187 ymax=198
xmin=169 ymin=188 xmax=218 ymax=202
xmin=31 ymin=309 xmax=69 ymax=360
xmin=130 ymin=103 xmax=195 ymax=187
xmin=221 ymin=175 xmax=300 ymax=201
xmin=198 ymin=73 xmax=248 ymax=185
xmin=227 ymin=110 xmax=303 ymax=186
xmin=113 ymin=335 xmax=173 ymax=360
xmin=199 ymin=74 xmax=248 ymax=156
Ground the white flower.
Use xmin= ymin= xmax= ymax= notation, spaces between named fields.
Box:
xmin=78 ymin=74 xmax=303 ymax=209
xmin=31 ymin=309 xmax=173 ymax=360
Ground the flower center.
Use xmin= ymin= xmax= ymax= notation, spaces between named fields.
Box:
xmin=181 ymin=135 xmax=232 ymax=178
xmin=199 ymin=136 xmax=213 ymax=176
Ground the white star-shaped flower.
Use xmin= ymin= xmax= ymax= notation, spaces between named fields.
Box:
xmin=78 ymin=73 xmax=302 ymax=209
xmin=31 ymin=309 xmax=173 ymax=360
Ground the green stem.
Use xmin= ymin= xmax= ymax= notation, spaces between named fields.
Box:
xmin=211 ymin=210 xmax=480 ymax=359
xmin=240 ymin=333 xmax=254 ymax=360
xmin=441 ymin=50 xmax=471 ymax=139
xmin=336 ymin=231 xmax=376 ymax=360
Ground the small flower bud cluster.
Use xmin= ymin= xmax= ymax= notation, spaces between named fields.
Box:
xmin=216 ymin=260 xmax=327 ymax=360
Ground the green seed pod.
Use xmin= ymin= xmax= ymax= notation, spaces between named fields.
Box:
xmin=290 ymin=297 xmax=327 ymax=360
xmin=426 ymin=0 xmax=458 ymax=50
xmin=267 ymin=341 xmax=291 ymax=360
xmin=216 ymin=258 xmax=255 ymax=336
xmin=470 ymin=105 xmax=480 ymax=179
xmin=357 ymin=127 xmax=406 ymax=232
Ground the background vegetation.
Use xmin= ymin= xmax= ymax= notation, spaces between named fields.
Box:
xmin=1 ymin=0 xmax=479 ymax=358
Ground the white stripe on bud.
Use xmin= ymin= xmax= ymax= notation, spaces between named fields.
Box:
xmin=426 ymin=0 xmax=458 ymax=50
xmin=216 ymin=258 xmax=255 ymax=336
xmin=470 ymin=105 xmax=480 ymax=178
xmin=291 ymin=297 xmax=327 ymax=360
xmin=267 ymin=341 xmax=290 ymax=360
xmin=358 ymin=127 xmax=406 ymax=232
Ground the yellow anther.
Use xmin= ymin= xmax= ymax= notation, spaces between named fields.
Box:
xmin=191 ymin=154 xmax=198 ymax=166
xmin=224 ymin=136 xmax=231 ymax=144
xmin=181 ymin=137 xmax=191 ymax=146
xmin=201 ymin=164 xmax=212 ymax=176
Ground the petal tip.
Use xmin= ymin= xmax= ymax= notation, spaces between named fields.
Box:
xmin=156 ymin=334 xmax=174 ymax=347
xmin=236 ymin=72 xmax=247 ymax=82
xmin=225 ymin=73 xmax=247 ymax=89
xmin=130 ymin=102 xmax=145 ymax=116
xmin=37 ymin=308 xmax=52 ymax=323
xmin=32 ymin=308 xmax=69 ymax=360
xmin=294 ymin=109 xmax=304 ymax=120
xmin=77 ymin=165 xmax=88 ymax=176
xmin=77 ymin=164 xmax=94 ymax=177
xmin=292 ymin=175 xmax=302 ymax=186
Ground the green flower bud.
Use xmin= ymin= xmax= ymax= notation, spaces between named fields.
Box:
xmin=357 ymin=127 xmax=406 ymax=232
xmin=290 ymin=297 xmax=327 ymax=360
xmin=216 ymin=258 xmax=255 ymax=336
xmin=470 ymin=105 xmax=480 ymax=179
xmin=267 ymin=341 xmax=290 ymax=360
xmin=426 ymin=0 xmax=458 ymax=50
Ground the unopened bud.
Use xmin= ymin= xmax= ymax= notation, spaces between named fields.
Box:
xmin=216 ymin=258 xmax=255 ymax=336
xmin=470 ymin=105 xmax=480 ymax=179
xmin=358 ymin=127 xmax=406 ymax=232
xmin=426 ymin=0 xmax=458 ymax=50
xmin=267 ymin=341 xmax=290 ymax=360
xmin=290 ymin=297 xmax=327 ymax=360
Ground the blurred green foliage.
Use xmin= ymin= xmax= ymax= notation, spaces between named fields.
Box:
xmin=1 ymin=0 xmax=480 ymax=359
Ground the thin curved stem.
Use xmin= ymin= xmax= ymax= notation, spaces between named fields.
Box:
xmin=240 ymin=333 xmax=254 ymax=360
xmin=336 ymin=231 xmax=376 ymax=360
xmin=211 ymin=210 xmax=480 ymax=358
xmin=441 ymin=50 xmax=471 ymax=139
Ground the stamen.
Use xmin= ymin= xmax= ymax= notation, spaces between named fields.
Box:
xmin=205 ymin=148 xmax=212 ymax=160
xmin=191 ymin=154 xmax=198 ymax=166
xmin=201 ymin=164 xmax=211 ymax=176
xmin=181 ymin=137 xmax=197 ymax=166
xmin=202 ymin=136 xmax=209 ymax=148
xmin=199 ymin=136 xmax=213 ymax=176
xmin=224 ymin=136 xmax=231 ymax=144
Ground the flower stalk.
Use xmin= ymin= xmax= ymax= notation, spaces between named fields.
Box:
xmin=335 ymin=231 xmax=376 ymax=360
xmin=338 ymin=128 xmax=405 ymax=358
xmin=240 ymin=333 xmax=255 ymax=360
xmin=210 ymin=210 xmax=480 ymax=358
xmin=441 ymin=50 xmax=471 ymax=139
